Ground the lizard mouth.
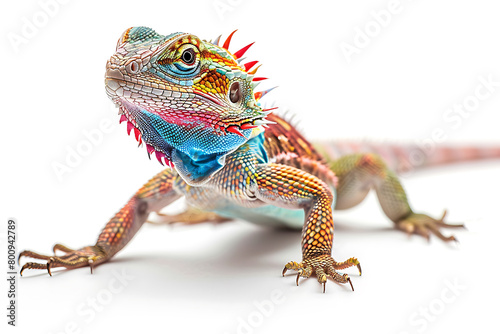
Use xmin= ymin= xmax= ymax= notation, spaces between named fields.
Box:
xmin=105 ymin=65 xmax=276 ymax=138
xmin=105 ymin=73 xmax=224 ymax=108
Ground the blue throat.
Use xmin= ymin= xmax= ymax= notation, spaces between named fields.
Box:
xmin=135 ymin=106 xmax=263 ymax=185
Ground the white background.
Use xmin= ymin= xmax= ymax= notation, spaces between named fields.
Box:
xmin=2 ymin=0 xmax=500 ymax=333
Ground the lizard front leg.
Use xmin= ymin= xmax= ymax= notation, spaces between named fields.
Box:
xmin=252 ymin=163 xmax=361 ymax=293
xmin=19 ymin=169 xmax=181 ymax=276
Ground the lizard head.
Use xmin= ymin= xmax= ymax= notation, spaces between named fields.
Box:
xmin=105 ymin=27 xmax=275 ymax=185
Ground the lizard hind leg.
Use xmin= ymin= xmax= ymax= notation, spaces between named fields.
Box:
xmin=331 ymin=153 xmax=465 ymax=242
xmin=148 ymin=206 xmax=232 ymax=226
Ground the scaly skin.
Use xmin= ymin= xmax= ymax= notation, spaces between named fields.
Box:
xmin=20 ymin=27 xmax=471 ymax=292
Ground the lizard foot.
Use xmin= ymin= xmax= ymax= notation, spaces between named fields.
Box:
xmin=396 ymin=210 xmax=465 ymax=242
xmin=282 ymin=255 xmax=361 ymax=293
xmin=148 ymin=206 xmax=231 ymax=226
xmin=19 ymin=244 xmax=107 ymax=276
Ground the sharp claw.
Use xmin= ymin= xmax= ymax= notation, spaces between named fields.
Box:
xmin=440 ymin=209 xmax=447 ymax=222
xmin=47 ymin=258 xmax=54 ymax=276
xmin=401 ymin=210 xmax=465 ymax=243
xmin=347 ymin=277 xmax=354 ymax=291
xmin=20 ymin=262 xmax=47 ymax=276
xmin=89 ymin=259 xmax=94 ymax=274
xmin=282 ymin=267 xmax=287 ymax=277
xmin=286 ymin=256 xmax=359 ymax=292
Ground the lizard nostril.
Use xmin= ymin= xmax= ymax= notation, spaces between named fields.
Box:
xmin=127 ymin=61 xmax=141 ymax=74
xmin=229 ymin=81 xmax=241 ymax=104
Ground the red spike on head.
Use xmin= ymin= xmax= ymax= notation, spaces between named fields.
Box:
xmin=248 ymin=64 xmax=261 ymax=75
xmin=234 ymin=42 xmax=255 ymax=59
xmin=243 ymin=61 xmax=258 ymax=72
xmin=222 ymin=30 xmax=237 ymax=50
xmin=262 ymin=107 xmax=279 ymax=112
xmin=254 ymin=86 xmax=277 ymax=101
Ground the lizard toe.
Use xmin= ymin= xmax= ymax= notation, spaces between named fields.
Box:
xmin=396 ymin=210 xmax=463 ymax=242
xmin=283 ymin=254 xmax=360 ymax=292
xmin=19 ymin=245 xmax=107 ymax=276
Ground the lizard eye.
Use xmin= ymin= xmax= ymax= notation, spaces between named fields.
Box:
xmin=229 ymin=81 xmax=241 ymax=103
xmin=181 ymin=49 xmax=195 ymax=65
xmin=158 ymin=44 xmax=200 ymax=78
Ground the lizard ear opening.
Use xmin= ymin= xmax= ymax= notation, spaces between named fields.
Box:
xmin=229 ymin=81 xmax=241 ymax=104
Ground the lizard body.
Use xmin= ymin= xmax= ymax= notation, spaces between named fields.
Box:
xmin=20 ymin=27 xmax=499 ymax=291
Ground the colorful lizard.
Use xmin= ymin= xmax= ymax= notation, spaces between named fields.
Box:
xmin=19 ymin=27 xmax=500 ymax=292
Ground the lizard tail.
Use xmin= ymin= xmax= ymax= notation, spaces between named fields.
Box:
xmin=314 ymin=140 xmax=500 ymax=174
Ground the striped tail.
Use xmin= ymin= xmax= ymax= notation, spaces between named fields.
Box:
xmin=314 ymin=140 xmax=500 ymax=174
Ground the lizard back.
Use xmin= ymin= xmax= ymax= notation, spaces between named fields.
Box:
xmin=263 ymin=114 xmax=338 ymax=188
